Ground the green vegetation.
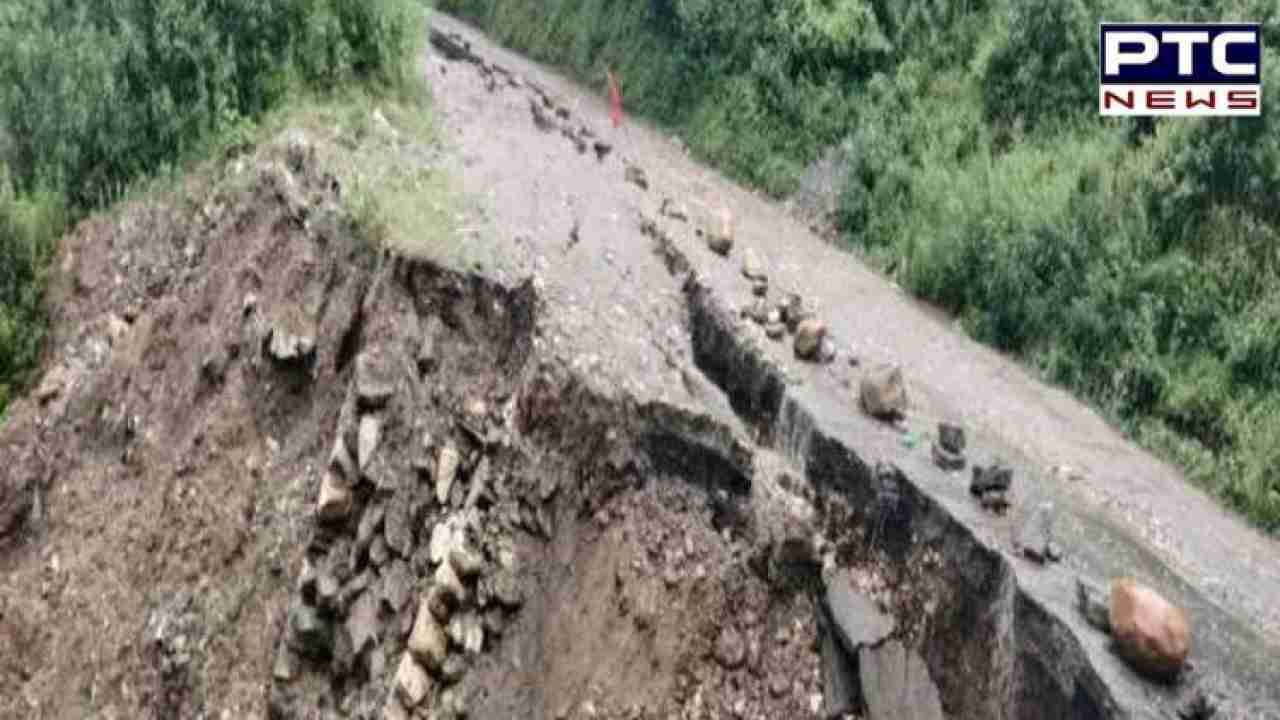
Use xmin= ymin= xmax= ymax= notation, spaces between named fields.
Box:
xmin=0 ymin=0 xmax=425 ymax=413
xmin=441 ymin=0 xmax=1280 ymax=530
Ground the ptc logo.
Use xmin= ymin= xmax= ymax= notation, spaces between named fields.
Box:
xmin=1100 ymin=23 xmax=1262 ymax=116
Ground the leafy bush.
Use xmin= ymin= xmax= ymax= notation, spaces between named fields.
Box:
xmin=0 ymin=0 xmax=422 ymax=415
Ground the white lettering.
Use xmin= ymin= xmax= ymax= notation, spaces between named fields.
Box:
xmin=1212 ymin=31 xmax=1258 ymax=76
xmin=1105 ymin=31 xmax=1159 ymax=75
xmin=1160 ymin=31 xmax=1209 ymax=76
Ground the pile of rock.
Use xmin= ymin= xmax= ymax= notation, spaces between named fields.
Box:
xmin=271 ymin=341 xmax=537 ymax=719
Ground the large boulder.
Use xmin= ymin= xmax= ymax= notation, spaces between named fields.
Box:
xmin=1109 ymin=578 xmax=1191 ymax=681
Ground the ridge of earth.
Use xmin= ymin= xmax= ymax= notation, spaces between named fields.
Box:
xmin=425 ymin=13 xmax=1280 ymax=718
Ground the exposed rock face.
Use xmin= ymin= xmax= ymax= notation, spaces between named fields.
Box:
xmin=824 ymin=571 xmax=894 ymax=655
xmin=860 ymin=365 xmax=908 ymax=419
xmin=1110 ymin=579 xmax=1191 ymax=682
xmin=859 ymin=641 xmax=945 ymax=720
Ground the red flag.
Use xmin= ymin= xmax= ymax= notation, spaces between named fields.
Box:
xmin=607 ymin=69 xmax=624 ymax=129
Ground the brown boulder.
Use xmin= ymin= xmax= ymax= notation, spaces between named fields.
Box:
xmin=793 ymin=318 xmax=826 ymax=360
xmin=1109 ymin=578 xmax=1190 ymax=681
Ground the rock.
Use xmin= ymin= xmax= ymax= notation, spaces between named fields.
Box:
xmin=1109 ymin=578 xmax=1191 ymax=681
xmin=355 ymin=352 xmax=394 ymax=410
xmin=385 ymin=493 xmax=413 ymax=558
xmin=369 ymin=535 xmax=390 ymax=567
xmin=1017 ymin=502 xmax=1058 ymax=563
xmin=859 ymin=641 xmax=945 ymax=720
xmin=707 ymin=231 xmax=733 ymax=256
xmin=624 ymin=164 xmax=648 ymax=190
xmin=765 ymin=323 xmax=786 ymax=340
xmin=273 ymin=644 xmax=301 ymax=682
xmin=408 ymin=602 xmax=449 ymax=670
xmin=660 ymin=198 xmax=689 ymax=222
xmin=449 ymin=541 xmax=485 ymax=579
xmin=441 ymin=689 xmax=467 ymax=717
xmin=931 ymin=442 xmax=965 ymax=471
xmin=860 ymin=365 xmax=908 ymax=420
xmin=465 ymin=456 xmax=491 ymax=509
xmin=793 ymin=319 xmax=826 ymax=360
xmin=329 ymin=434 xmax=357 ymax=482
xmin=447 ymin=612 xmax=485 ymax=654
xmin=394 ymin=652 xmax=432 ymax=708
xmin=488 ymin=568 xmax=523 ymax=609
xmin=381 ymin=560 xmax=414 ymax=612
xmin=817 ymin=337 xmax=838 ymax=364
xmin=978 ymin=489 xmax=1010 ymax=514
xmin=315 ymin=573 xmax=341 ymax=612
xmin=593 ymin=140 xmax=613 ymax=161
xmin=330 ymin=621 xmax=355 ymax=677
xmin=440 ymin=653 xmax=470 ymax=684
xmin=357 ymin=415 xmax=382 ymax=472
xmin=751 ymin=279 xmax=769 ymax=297
xmin=482 ymin=606 xmax=508 ymax=641
xmin=741 ymin=298 xmax=770 ymax=325
xmin=287 ymin=602 xmax=332 ymax=659
xmin=340 ymin=570 xmax=374 ymax=611
xmin=714 ymin=627 xmax=746 ymax=669
xmin=779 ymin=293 xmax=811 ymax=331
xmin=316 ymin=472 xmax=353 ymax=523
xmin=266 ymin=327 xmax=315 ymax=365
xmin=970 ymin=462 xmax=1013 ymax=496
xmin=347 ymin=590 xmax=381 ymax=656
xmin=435 ymin=444 xmax=461 ymax=505
xmin=824 ymin=570 xmax=895 ymax=655
xmin=418 ymin=316 xmax=443 ymax=374
xmin=938 ymin=422 xmax=965 ymax=454
xmin=819 ymin=617 xmax=858 ymax=719
xmin=742 ymin=248 xmax=767 ymax=281
xmin=1076 ymin=577 xmax=1111 ymax=634
xmin=382 ymin=697 xmax=410 ymax=720
xmin=35 ymin=364 xmax=70 ymax=403
xmin=430 ymin=561 xmax=467 ymax=619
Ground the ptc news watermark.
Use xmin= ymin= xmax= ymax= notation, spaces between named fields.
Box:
xmin=1100 ymin=23 xmax=1262 ymax=116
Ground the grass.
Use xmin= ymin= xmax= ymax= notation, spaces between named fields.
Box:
xmin=0 ymin=0 xmax=433 ymax=416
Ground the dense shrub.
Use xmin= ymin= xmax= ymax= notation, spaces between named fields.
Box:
xmin=0 ymin=0 xmax=422 ymax=415
xmin=443 ymin=0 xmax=1280 ymax=530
